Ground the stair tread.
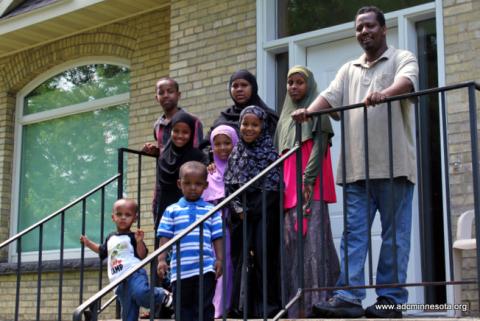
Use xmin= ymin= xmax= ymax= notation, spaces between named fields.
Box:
xmin=98 ymin=319 xmax=480 ymax=321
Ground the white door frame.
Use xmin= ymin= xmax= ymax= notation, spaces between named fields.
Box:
xmin=256 ymin=0 xmax=453 ymax=314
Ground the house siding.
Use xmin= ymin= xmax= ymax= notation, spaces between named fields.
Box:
xmin=0 ymin=90 xmax=14 ymax=262
xmin=169 ymin=0 xmax=257 ymax=128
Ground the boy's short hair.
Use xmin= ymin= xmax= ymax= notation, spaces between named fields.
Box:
xmin=156 ymin=77 xmax=179 ymax=92
xmin=113 ymin=198 xmax=138 ymax=214
xmin=179 ymin=161 xmax=208 ymax=181
xmin=355 ymin=6 xmax=385 ymax=27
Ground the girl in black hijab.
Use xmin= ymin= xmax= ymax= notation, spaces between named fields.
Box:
xmin=224 ymin=105 xmax=281 ymax=318
xmin=154 ymin=111 xmax=206 ymax=230
xmin=212 ymin=69 xmax=278 ymax=138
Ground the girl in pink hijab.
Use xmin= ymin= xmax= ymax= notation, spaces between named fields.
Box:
xmin=202 ymin=125 xmax=238 ymax=318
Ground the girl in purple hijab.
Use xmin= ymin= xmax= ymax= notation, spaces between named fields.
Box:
xmin=202 ymin=125 xmax=238 ymax=318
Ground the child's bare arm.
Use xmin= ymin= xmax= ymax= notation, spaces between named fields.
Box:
xmin=156 ymin=237 xmax=171 ymax=281
xmin=212 ymin=238 xmax=223 ymax=279
xmin=134 ymin=229 xmax=147 ymax=259
xmin=80 ymin=235 xmax=100 ymax=254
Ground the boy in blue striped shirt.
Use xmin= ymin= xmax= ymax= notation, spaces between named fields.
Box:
xmin=157 ymin=161 xmax=223 ymax=321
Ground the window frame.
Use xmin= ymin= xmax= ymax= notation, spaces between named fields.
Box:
xmin=10 ymin=57 xmax=130 ymax=263
xmin=256 ymin=1 xmax=443 ymax=108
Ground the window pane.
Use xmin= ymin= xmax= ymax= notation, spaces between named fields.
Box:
xmin=277 ymin=0 xmax=432 ymax=38
xmin=24 ymin=64 xmax=130 ymax=115
xmin=18 ymin=104 xmax=129 ymax=251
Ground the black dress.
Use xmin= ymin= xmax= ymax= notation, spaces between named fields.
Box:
xmin=226 ymin=184 xmax=281 ymax=318
xmin=201 ymin=69 xmax=278 ymax=152
xmin=154 ymin=112 xmax=207 ymax=230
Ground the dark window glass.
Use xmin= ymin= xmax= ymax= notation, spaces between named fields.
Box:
xmin=277 ymin=0 xmax=432 ymax=38
xmin=415 ymin=18 xmax=446 ymax=305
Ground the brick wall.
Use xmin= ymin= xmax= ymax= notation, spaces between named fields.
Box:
xmin=125 ymin=8 xmax=171 ymax=246
xmin=0 ymin=270 xmax=114 ymax=321
xmin=0 ymin=7 xmax=170 ymax=320
xmin=0 ymin=90 xmax=14 ymax=261
xmin=444 ymin=0 xmax=480 ymax=314
xmin=169 ymin=0 xmax=257 ymax=129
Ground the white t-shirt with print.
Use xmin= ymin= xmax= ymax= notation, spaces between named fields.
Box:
xmin=99 ymin=232 xmax=143 ymax=282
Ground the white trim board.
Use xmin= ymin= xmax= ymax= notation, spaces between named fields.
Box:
xmin=0 ymin=0 xmax=23 ymax=17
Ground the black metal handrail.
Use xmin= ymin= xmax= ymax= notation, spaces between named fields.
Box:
xmin=307 ymin=81 xmax=480 ymax=116
xmin=0 ymin=174 xmax=121 ymax=321
xmin=272 ymin=80 xmax=480 ymax=320
xmin=0 ymin=174 xmax=120 ymax=250
xmin=71 ymin=81 xmax=480 ymax=321
xmin=0 ymin=147 xmax=157 ymax=321
xmin=72 ymin=145 xmax=300 ymax=321
xmin=4 ymin=81 xmax=477 ymax=321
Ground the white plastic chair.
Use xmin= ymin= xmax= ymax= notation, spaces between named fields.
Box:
xmin=452 ymin=209 xmax=476 ymax=316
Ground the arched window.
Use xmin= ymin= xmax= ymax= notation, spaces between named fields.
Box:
xmin=13 ymin=60 xmax=130 ymax=260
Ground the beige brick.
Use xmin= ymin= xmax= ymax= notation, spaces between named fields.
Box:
xmin=444 ymin=0 xmax=480 ymax=312
xmin=169 ymin=0 xmax=256 ymax=128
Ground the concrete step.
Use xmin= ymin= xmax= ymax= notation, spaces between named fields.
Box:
xmin=100 ymin=318 xmax=480 ymax=321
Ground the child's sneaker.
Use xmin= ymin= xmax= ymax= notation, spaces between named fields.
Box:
xmin=162 ymin=290 xmax=173 ymax=308
xmin=153 ymin=290 xmax=174 ymax=319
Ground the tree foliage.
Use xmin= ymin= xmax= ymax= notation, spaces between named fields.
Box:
xmin=25 ymin=64 xmax=129 ymax=114
xmin=283 ymin=0 xmax=431 ymax=37
xmin=19 ymin=65 xmax=130 ymax=251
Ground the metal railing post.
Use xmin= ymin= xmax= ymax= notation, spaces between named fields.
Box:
xmin=222 ymin=210 xmax=227 ymax=321
xmin=137 ymin=154 xmax=142 ymax=228
xmin=58 ymin=212 xmax=65 ymax=321
xmin=99 ymin=188 xmax=105 ymax=297
xmin=440 ymin=91 xmax=454 ymax=282
xmin=294 ymin=122 xmax=304 ymax=316
xmin=118 ymin=148 xmax=124 ymax=200
xmin=199 ymin=223 xmax=204 ymax=321
xmin=340 ymin=110 xmax=349 ymax=285
xmin=242 ymin=192 xmax=248 ymax=320
xmin=15 ymin=238 xmax=21 ymax=321
xmin=279 ymin=168 xmax=286 ymax=307
xmin=80 ymin=199 xmax=87 ymax=304
xmin=387 ymin=101 xmax=399 ymax=284
xmin=363 ymin=106 xmax=373 ymax=285
xmin=176 ymin=242 xmax=181 ymax=321
xmin=262 ymin=186 xmax=268 ymax=320
xmin=36 ymin=225 xmax=43 ymax=321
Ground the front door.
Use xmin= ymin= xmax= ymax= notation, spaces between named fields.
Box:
xmin=305 ymin=28 xmax=424 ymax=307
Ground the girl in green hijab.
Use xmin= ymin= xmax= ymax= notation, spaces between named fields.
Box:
xmin=274 ymin=65 xmax=339 ymax=317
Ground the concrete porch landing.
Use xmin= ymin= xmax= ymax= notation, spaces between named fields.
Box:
xmin=102 ymin=316 xmax=480 ymax=321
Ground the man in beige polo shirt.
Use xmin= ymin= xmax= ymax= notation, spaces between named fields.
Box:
xmin=292 ymin=6 xmax=418 ymax=319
